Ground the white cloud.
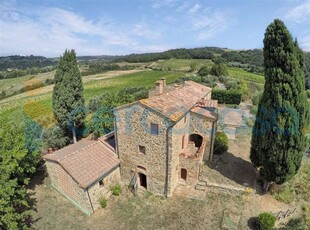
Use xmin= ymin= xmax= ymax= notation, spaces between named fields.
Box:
xmin=189 ymin=4 xmax=201 ymax=14
xmin=151 ymin=0 xmax=176 ymax=9
xmin=285 ymin=0 xmax=310 ymax=23
xmin=176 ymin=4 xmax=234 ymax=40
xmin=133 ymin=23 xmax=163 ymax=40
xmin=0 ymin=3 xmax=169 ymax=56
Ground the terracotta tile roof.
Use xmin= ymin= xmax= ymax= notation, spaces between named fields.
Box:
xmin=139 ymin=81 xmax=212 ymax=121
xmin=43 ymin=139 xmax=120 ymax=189
xmin=191 ymin=106 xmax=218 ymax=120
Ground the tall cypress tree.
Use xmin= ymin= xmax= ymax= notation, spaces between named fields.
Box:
xmin=52 ymin=49 xmax=85 ymax=143
xmin=250 ymin=19 xmax=309 ymax=191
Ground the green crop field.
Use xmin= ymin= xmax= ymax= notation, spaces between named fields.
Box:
xmin=0 ymin=70 xmax=183 ymax=126
xmin=227 ymin=67 xmax=265 ymax=84
xmin=0 ymin=71 xmax=56 ymax=96
xmin=152 ymin=59 xmax=213 ymax=71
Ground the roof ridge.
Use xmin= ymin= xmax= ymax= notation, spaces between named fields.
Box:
xmin=58 ymin=141 xmax=97 ymax=162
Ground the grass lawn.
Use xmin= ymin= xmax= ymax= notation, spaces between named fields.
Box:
xmin=29 ymin=174 xmax=247 ymax=230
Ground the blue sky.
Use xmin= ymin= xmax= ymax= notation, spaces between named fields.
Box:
xmin=1 ymin=0 xmax=310 ymax=57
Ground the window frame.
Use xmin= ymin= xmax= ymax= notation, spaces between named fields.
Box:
xmin=150 ymin=123 xmax=159 ymax=135
xmin=138 ymin=145 xmax=146 ymax=155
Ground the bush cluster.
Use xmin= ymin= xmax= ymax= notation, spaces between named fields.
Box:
xmin=214 ymin=132 xmax=228 ymax=154
xmin=110 ymin=184 xmax=122 ymax=196
xmin=257 ymin=212 xmax=276 ymax=230
xmin=211 ymin=90 xmax=242 ymax=104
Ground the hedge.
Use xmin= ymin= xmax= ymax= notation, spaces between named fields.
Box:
xmin=211 ymin=90 xmax=242 ymax=104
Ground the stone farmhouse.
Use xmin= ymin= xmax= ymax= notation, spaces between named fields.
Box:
xmin=43 ymin=133 xmax=120 ymax=215
xmin=44 ymin=79 xmax=218 ymax=214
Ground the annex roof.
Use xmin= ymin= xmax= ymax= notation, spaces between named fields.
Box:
xmin=139 ymin=81 xmax=213 ymax=121
xmin=191 ymin=106 xmax=218 ymax=120
xmin=43 ymin=139 xmax=120 ymax=189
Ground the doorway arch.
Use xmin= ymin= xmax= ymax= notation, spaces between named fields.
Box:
xmin=189 ymin=133 xmax=203 ymax=148
xmin=180 ymin=168 xmax=187 ymax=181
xmin=138 ymin=173 xmax=147 ymax=189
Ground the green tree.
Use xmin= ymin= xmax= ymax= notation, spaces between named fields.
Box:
xmin=0 ymin=124 xmax=35 ymax=230
xmin=52 ymin=49 xmax=85 ymax=143
xmin=250 ymin=19 xmax=309 ymax=192
xmin=214 ymin=132 xmax=228 ymax=154
xmin=197 ymin=65 xmax=210 ymax=76
xmin=42 ymin=126 xmax=69 ymax=150
xmin=210 ymin=63 xmax=228 ymax=76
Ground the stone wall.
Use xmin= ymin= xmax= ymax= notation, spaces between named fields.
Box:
xmin=190 ymin=111 xmax=215 ymax=161
xmin=88 ymin=167 xmax=121 ymax=210
xmin=179 ymin=156 xmax=201 ymax=186
xmin=170 ymin=114 xmax=190 ymax=193
xmin=115 ymin=103 xmax=171 ymax=196
xmin=115 ymin=101 xmax=217 ymax=196
xmin=45 ymin=160 xmax=92 ymax=215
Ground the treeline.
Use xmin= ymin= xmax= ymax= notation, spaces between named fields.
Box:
xmin=116 ymin=47 xmax=263 ymax=65
xmin=116 ymin=47 xmax=224 ymax=63
xmin=81 ymin=63 xmax=136 ymax=76
xmin=0 ymin=66 xmax=56 ymax=79
xmin=0 ymin=55 xmax=57 ymax=71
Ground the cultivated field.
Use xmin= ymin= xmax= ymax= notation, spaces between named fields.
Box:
xmin=0 ymin=70 xmax=183 ymax=125
xmin=150 ymin=58 xmax=213 ymax=71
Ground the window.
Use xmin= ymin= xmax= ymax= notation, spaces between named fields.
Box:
xmin=182 ymin=135 xmax=185 ymax=149
xmin=99 ymin=179 xmax=104 ymax=187
xmin=150 ymin=123 xmax=159 ymax=135
xmin=139 ymin=145 xmax=146 ymax=154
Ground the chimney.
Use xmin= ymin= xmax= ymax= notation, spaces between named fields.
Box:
xmin=160 ymin=78 xmax=166 ymax=87
xmin=155 ymin=80 xmax=164 ymax=95
xmin=48 ymin=147 xmax=53 ymax=154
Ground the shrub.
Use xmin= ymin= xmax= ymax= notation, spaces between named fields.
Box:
xmin=246 ymin=117 xmax=255 ymax=127
xmin=251 ymin=105 xmax=258 ymax=115
xmin=211 ymin=90 xmax=242 ymax=104
xmin=271 ymin=184 xmax=294 ymax=204
xmin=100 ymin=198 xmax=107 ymax=208
xmin=225 ymin=80 xmax=239 ymax=90
xmin=279 ymin=217 xmax=304 ymax=230
xmin=214 ymin=132 xmax=228 ymax=154
xmin=251 ymin=91 xmax=263 ymax=105
xmin=110 ymin=184 xmax=121 ymax=196
xmin=210 ymin=63 xmax=228 ymax=76
xmin=197 ymin=65 xmax=210 ymax=76
xmin=307 ymin=90 xmax=310 ymax=98
xmin=42 ymin=126 xmax=69 ymax=150
xmin=218 ymin=75 xmax=228 ymax=83
xmin=257 ymin=212 xmax=276 ymax=230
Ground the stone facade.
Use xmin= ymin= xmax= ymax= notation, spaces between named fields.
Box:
xmin=115 ymin=103 xmax=170 ymax=195
xmin=46 ymin=160 xmax=120 ymax=215
xmin=115 ymin=81 xmax=218 ymax=196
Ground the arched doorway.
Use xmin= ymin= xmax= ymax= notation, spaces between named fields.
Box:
xmin=138 ymin=173 xmax=147 ymax=189
xmin=180 ymin=168 xmax=187 ymax=181
xmin=189 ymin=134 xmax=203 ymax=148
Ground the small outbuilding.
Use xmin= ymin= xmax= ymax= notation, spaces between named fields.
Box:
xmin=43 ymin=133 xmax=120 ymax=215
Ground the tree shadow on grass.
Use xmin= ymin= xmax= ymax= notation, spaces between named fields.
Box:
xmin=247 ymin=217 xmax=258 ymax=230
xmin=26 ymin=163 xmax=47 ymax=226
xmin=207 ymin=151 xmax=258 ymax=188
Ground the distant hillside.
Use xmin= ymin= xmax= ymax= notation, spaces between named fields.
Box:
xmin=0 ymin=55 xmax=58 ymax=71
xmin=116 ymin=47 xmax=264 ymax=66
xmin=77 ymin=55 xmax=120 ymax=62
